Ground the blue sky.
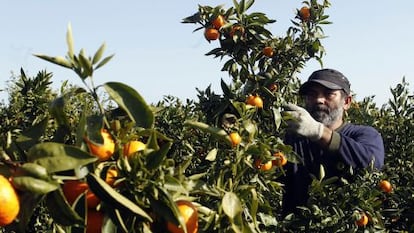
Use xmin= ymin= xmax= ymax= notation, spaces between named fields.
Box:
xmin=1 ymin=1 xmax=413 ymax=105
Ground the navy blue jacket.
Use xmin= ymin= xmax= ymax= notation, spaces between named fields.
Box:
xmin=282 ymin=122 xmax=385 ymax=215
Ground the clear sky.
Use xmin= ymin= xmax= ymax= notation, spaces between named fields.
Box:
xmin=1 ymin=1 xmax=413 ymax=106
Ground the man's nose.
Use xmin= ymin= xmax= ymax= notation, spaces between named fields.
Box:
xmin=314 ymin=92 xmax=326 ymax=103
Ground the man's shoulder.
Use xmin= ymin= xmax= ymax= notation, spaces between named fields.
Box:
xmin=340 ymin=122 xmax=380 ymax=135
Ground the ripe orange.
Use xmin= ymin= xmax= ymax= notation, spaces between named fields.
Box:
xmin=268 ymin=83 xmax=278 ymax=92
xmin=272 ymin=152 xmax=288 ymax=167
xmin=299 ymin=6 xmax=311 ymax=22
xmin=0 ymin=175 xmax=20 ymax=227
xmin=229 ymin=132 xmax=241 ymax=147
xmin=254 ymin=159 xmax=273 ymax=171
xmin=105 ymin=167 xmax=118 ymax=186
xmin=262 ymin=46 xmax=274 ymax=57
xmin=123 ymin=140 xmax=146 ymax=157
xmin=85 ymin=129 xmax=115 ymax=161
xmin=62 ymin=180 xmax=100 ymax=209
xmin=166 ymin=200 xmax=198 ymax=233
xmin=204 ymin=28 xmax=220 ymax=41
xmin=229 ymin=25 xmax=245 ymax=37
xmin=246 ymin=95 xmax=263 ymax=108
xmin=379 ymin=180 xmax=393 ymax=193
xmin=212 ymin=15 xmax=226 ymax=29
xmin=355 ymin=212 xmax=368 ymax=227
xmin=86 ymin=209 xmax=104 ymax=233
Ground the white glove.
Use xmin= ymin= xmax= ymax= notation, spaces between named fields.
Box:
xmin=283 ymin=103 xmax=324 ymax=141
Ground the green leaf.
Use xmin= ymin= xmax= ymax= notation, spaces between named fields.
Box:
xmin=33 ymin=54 xmax=72 ymax=69
xmin=46 ymin=189 xmax=84 ymax=226
xmin=92 ymin=43 xmax=106 ymax=65
xmin=15 ymin=118 xmax=48 ymax=151
xmin=12 ymin=176 xmax=59 ymax=194
xmin=205 ymin=148 xmax=218 ymax=161
xmin=222 ymin=191 xmax=243 ymax=219
xmin=104 ymin=82 xmax=154 ymax=128
xmin=66 ymin=23 xmax=74 ymax=59
xmin=184 ymin=120 xmax=231 ymax=146
xmin=146 ymin=140 xmax=172 ymax=170
xmin=78 ymin=52 xmax=93 ymax=77
xmin=86 ymin=173 xmax=152 ymax=221
xmin=49 ymin=96 xmax=69 ymax=126
xmin=14 ymin=192 xmax=44 ymax=232
xmin=95 ymin=54 xmax=115 ymax=70
xmin=27 ymin=142 xmax=97 ymax=173
xmin=15 ymin=163 xmax=49 ymax=180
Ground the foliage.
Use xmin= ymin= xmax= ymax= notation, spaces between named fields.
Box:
xmin=0 ymin=0 xmax=413 ymax=233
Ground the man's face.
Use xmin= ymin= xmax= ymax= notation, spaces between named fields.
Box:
xmin=303 ymin=84 xmax=349 ymax=127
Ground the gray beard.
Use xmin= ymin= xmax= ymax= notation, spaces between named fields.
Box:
xmin=307 ymin=105 xmax=343 ymax=127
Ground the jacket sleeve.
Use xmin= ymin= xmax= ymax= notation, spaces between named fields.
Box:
xmin=328 ymin=126 xmax=384 ymax=169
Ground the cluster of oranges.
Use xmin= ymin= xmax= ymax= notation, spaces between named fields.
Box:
xmin=204 ymin=15 xmax=226 ymax=41
xmin=354 ymin=180 xmax=393 ymax=227
xmin=254 ymin=152 xmax=288 ymax=171
xmin=61 ymin=129 xmax=147 ymax=232
xmin=204 ymin=15 xmax=247 ymax=42
xmin=62 ymin=167 xmax=117 ymax=233
xmin=85 ymin=129 xmax=146 ymax=161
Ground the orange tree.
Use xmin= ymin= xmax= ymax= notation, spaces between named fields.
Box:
xmin=180 ymin=0 xmax=332 ymax=232
xmin=0 ymin=23 xmax=199 ymax=233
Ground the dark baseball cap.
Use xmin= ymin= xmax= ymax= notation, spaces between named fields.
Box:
xmin=299 ymin=68 xmax=351 ymax=95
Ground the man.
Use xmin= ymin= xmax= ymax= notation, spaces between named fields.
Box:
xmin=281 ymin=68 xmax=385 ymax=215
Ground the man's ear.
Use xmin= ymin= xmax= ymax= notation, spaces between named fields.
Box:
xmin=343 ymin=95 xmax=352 ymax=110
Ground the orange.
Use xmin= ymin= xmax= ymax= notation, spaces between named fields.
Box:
xmin=299 ymin=6 xmax=311 ymax=22
xmin=355 ymin=212 xmax=368 ymax=226
xmin=268 ymin=83 xmax=278 ymax=92
xmin=229 ymin=25 xmax=245 ymax=37
xmin=262 ymin=46 xmax=274 ymax=57
xmin=86 ymin=209 xmax=104 ymax=233
xmin=105 ymin=167 xmax=118 ymax=186
xmin=166 ymin=200 xmax=198 ymax=233
xmin=379 ymin=180 xmax=392 ymax=193
xmin=0 ymin=175 xmax=20 ymax=226
xmin=204 ymin=28 xmax=220 ymax=41
xmin=62 ymin=180 xmax=100 ymax=209
xmin=123 ymin=140 xmax=146 ymax=157
xmin=85 ymin=129 xmax=115 ymax=161
xmin=246 ymin=95 xmax=263 ymax=108
xmin=272 ymin=152 xmax=287 ymax=167
xmin=229 ymin=132 xmax=241 ymax=147
xmin=212 ymin=15 xmax=226 ymax=29
xmin=254 ymin=159 xmax=273 ymax=171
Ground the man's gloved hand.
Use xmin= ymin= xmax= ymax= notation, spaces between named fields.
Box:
xmin=283 ymin=103 xmax=324 ymax=141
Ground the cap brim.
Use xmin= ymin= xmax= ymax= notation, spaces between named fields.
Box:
xmin=299 ymin=80 xmax=343 ymax=95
